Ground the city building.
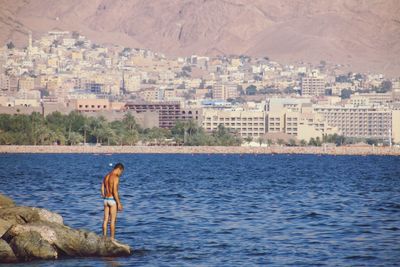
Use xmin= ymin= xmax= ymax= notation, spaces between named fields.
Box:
xmin=69 ymin=98 xmax=111 ymax=112
xmin=301 ymin=75 xmax=326 ymax=96
xmin=314 ymin=105 xmax=395 ymax=140
xmin=18 ymin=76 xmax=35 ymax=91
xmin=125 ymin=101 xmax=181 ymax=128
xmin=212 ymin=83 xmax=239 ymax=100
xmin=349 ymin=92 xmax=392 ymax=106
xmin=203 ymin=109 xmax=266 ymax=138
xmin=0 ymin=74 xmax=10 ymax=94
xmin=392 ymin=81 xmax=400 ymax=102
xmin=267 ymin=103 xmax=338 ymax=141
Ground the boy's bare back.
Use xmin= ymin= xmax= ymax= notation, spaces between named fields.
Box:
xmin=103 ymin=173 xmax=119 ymax=198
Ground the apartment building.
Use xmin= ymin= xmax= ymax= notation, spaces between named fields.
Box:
xmin=125 ymin=101 xmax=181 ymax=128
xmin=18 ymin=76 xmax=35 ymax=91
xmin=180 ymin=107 xmax=203 ymax=125
xmin=0 ymin=74 xmax=10 ymax=94
xmin=138 ymin=87 xmax=161 ymax=102
xmin=203 ymin=109 xmax=266 ymax=138
xmin=301 ymin=76 xmax=325 ymax=96
xmin=393 ymin=81 xmax=400 ymax=102
xmin=349 ymin=92 xmax=392 ymax=106
xmin=70 ymin=98 xmax=110 ymax=112
xmin=267 ymin=106 xmax=338 ymax=141
xmin=313 ymin=105 xmax=395 ymax=139
xmin=212 ymin=83 xmax=239 ymax=100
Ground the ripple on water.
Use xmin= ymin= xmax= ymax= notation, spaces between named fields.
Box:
xmin=0 ymin=154 xmax=399 ymax=266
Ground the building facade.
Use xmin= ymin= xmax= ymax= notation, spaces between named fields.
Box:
xmin=301 ymin=76 xmax=325 ymax=96
xmin=314 ymin=105 xmax=393 ymax=139
xmin=203 ymin=109 xmax=266 ymax=138
xmin=125 ymin=101 xmax=181 ymax=128
xmin=212 ymin=83 xmax=239 ymax=100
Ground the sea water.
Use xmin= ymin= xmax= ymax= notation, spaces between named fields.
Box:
xmin=0 ymin=154 xmax=399 ymax=266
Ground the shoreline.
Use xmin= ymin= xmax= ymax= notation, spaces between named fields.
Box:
xmin=0 ymin=145 xmax=399 ymax=156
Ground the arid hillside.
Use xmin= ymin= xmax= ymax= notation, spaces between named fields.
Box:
xmin=1 ymin=0 xmax=399 ymax=75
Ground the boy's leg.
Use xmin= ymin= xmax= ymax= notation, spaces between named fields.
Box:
xmin=103 ymin=204 xmax=110 ymax=237
xmin=110 ymin=204 xmax=117 ymax=240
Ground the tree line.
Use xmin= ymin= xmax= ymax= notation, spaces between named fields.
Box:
xmin=0 ymin=112 xmax=242 ymax=146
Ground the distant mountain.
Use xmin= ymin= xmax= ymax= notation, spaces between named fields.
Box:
xmin=1 ymin=0 xmax=399 ymax=75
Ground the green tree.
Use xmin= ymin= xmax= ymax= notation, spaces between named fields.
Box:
xmin=340 ymin=89 xmax=352 ymax=99
xmin=213 ymin=124 xmax=241 ymax=146
xmin=6 ymin=41 xmax=15 ymax=49
xmin=0 ymin=131 xmax=14 ymax=145
xmin=89 ymin=116 xmax=107 ymax=144
xmin=257 ymin=136 xmax=265 ymax=146
xmin=244 ymin=136 xmax=253 ymax=144
xmin=124 ymin=128 xmax=139 ymax=146
xmin=376 ymin=81 xmax=392 ymax=93
xmin=288 ymin=139 xmax=297 ymax=146
xmin=245 ymin=85 xmax=257 ymax=95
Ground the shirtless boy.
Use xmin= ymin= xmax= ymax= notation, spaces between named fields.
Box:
xmin=101 ymin=163 xmax=124 ymax=239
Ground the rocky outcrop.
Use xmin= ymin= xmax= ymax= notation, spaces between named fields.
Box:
xmin=0 ymin=206 xmax=63 ymax=225
xmin=0 ymin=194 xmax=131 ymax=263
xmin=0 ymin=195 xmax=15 ymax=208
xmin=0 ymin=239 xmax=17 ymax=263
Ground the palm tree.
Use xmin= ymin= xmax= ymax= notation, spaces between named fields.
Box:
xmin=277 ymin=139 xmax=285 ymax=146
xmin=125 ymin=129 xmax=139 ymax=146
xmin=288 ymin=139 xmax=297 ymax=146
xmin=68 ymin=132 xmax=83 ymax=145
xmin=257 ymin=136 xmax=265 ymax=146
xmin=123 ymin=112 xmax=138 ymax=132
xmin=244 ymin=136 xmax=253 ymax=144
xmin=266 ymin=139 xmax=273 ymax=146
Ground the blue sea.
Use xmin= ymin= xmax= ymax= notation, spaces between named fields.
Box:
xmin=0 ymin=154 xmax=399 ymax=266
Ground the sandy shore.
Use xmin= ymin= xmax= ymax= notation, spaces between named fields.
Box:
xmin=0 ymin=145 xmax=399 ymax=155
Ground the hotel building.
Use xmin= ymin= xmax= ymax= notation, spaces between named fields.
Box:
xmin=313 ymin=105 xmax=396 ymax=140
xmin=202 ymin=109 xmax=266 ymax=138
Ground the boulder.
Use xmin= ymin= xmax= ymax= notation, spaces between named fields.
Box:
xmin=9 ymin=231 xmax=58 ymax=261
xmin=0 ymin=194 xmax=15 ymax=208
xmin=0 ymin=206 xmax=63 ymax=225
xmin=5 ymin=221 xmax=131 ymax=259
xmin=0 ymin=218 xmax=12 ymax=238
xmin=0 ymin=194 xmax=132 ymax=263
xmin=0 ymin=239 xmax=17 ymax=263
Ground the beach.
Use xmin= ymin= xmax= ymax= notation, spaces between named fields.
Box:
xmin=0 ymin=145 xmax=399 ymax=155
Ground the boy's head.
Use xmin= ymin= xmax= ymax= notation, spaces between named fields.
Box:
xmin=113 ymin=163 xmax=124 ymax=175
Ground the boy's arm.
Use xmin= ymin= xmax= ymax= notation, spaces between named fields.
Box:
xmin=113 ymin=177 xmax=123 ymax=211
xmin=101 ymin=179 xmax=105 ymax=198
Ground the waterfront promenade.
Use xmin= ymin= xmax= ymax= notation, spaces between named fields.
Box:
xmin=0 ymin=145 xmax=399 ymax=155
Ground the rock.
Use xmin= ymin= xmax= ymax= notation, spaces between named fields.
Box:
xmin=0 ymin=195 xmax=131 ymax=263
xmin=9 ymin=231 xmax=58 ymax=261
xmin=0 ymin=218 xmax=12 ymax=238
xmin=5 ymin=221 xmax=131 ymax=259
xmin=0 ymin=194 xmax=15 ymax=208
xmin=0 ymin=206 xmax=63 ymax=225
xmin=0 ymin=239 xmax=17 ymax=263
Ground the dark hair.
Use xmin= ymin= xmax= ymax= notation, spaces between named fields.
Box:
xmin=114 ymin=163 xmax=124 ymax=170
